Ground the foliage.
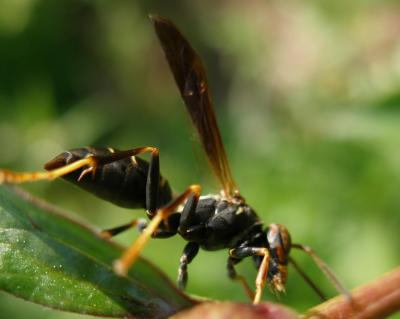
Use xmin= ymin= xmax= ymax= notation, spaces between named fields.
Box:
xmin=0 ymin=186 xmax=194 ymax=318
xmin=0 ymin=1 xmax=399 ymax=318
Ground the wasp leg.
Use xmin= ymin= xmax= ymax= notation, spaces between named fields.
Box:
xmin=81 ymin=146 xmax=163 ymax=237
xmin=227 ymin=256 xmax=254 ymax=301
xmin=254 ymin=248 xmax=270 ymax=305
xmin=0 ymin=146 xmax=159 ymax=185
xmin=178 ymin=193 xmax=199 ymax=231
xmin=82 ymin=146 xmax=170 ymax=237
xmin=0 ymin=157 xmax=98 ymax=184
xmin=113 ymin=184 xmax=201 ymax=276
xmin=230 ymin=246 xmax=270 ymax=305
xmin=178 ymin=242 xmax=199 ymax=290
xmin=79 ymin=146 xmax=161 ymax=189
xmin=95 ymin=146 xmax=170 ymax=232
xmin=83 ymin=146 xmax=162 ymax=216
xmin=144 ymin=147 xmax=160 ymax=215
xmin=149 ymin=212 xmax=180 ymax=238
xmin=102 ymin=212 xmax=180 ymax=240
xmin=100 ymin=218 xmax=148 ymax=239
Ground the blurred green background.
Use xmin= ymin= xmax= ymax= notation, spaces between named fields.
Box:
xmin=0 ymin=0 xmax=399 ymax=318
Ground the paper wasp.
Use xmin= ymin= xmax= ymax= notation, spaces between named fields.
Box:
xmin=0 ymin=15 xmax=350 ymax=304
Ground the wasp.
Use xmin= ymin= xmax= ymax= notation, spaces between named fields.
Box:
xmin=0 ymin=15 xmax=350 ymax=304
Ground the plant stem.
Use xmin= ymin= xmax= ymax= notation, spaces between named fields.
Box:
xmin=306 ymin=266 xmax=400 ymax=319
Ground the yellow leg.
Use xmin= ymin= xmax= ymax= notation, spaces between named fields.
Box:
xmin=113 ymin=184 xmax=201 ymax=276
xmin=0 ymin=146 xmax=160 ymax=185
xmin=0 ymin=157 xmax=97 ymax=184
xmin=253 ymin=248 xmax=270 ymax=305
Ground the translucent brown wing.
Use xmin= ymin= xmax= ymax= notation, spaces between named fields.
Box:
xmin=150 ymin=15 xmax=237 ymax=197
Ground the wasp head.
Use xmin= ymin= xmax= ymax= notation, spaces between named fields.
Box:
xmin=266 ymin=223 xmax=292 ymax=293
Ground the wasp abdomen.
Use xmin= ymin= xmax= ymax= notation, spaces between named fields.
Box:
xmin=45 ymin=147 xmax=172 ymax=209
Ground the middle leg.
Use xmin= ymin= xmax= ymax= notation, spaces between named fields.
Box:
xmin=113 ymin=184 xmax=201 ymax=276
xmin=100 ymin=218 xmax=148 ymax=239
xmin=177 ymin=242 xmax=199 ymax=290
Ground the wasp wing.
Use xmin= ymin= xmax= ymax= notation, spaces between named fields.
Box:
xmin=150 ymin=15 xmax=237 ymax=197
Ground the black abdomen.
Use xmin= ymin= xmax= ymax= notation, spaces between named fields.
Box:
xmin=44 ymin=147 xmax=173 ymax=209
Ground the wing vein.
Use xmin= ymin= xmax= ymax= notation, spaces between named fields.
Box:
xmin=150 ymin=15 xmax=237 ymax=197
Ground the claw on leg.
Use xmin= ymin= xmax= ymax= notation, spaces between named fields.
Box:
xmin=78 ymin=165 xmax=96 ymax=181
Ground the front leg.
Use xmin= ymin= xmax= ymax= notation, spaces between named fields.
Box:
xmin=230 ymin=246 xmax=270 ymax=304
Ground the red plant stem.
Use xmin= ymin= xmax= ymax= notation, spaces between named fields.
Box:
xmin=306 ymin=266 xmax=400 ymax=319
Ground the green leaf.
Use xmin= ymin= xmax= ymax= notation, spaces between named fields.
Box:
xmin=0 ymin=185 xmax=195 ymax=318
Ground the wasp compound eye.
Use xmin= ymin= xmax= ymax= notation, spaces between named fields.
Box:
xmin=277 ymin=224 xmax=292 ymax=254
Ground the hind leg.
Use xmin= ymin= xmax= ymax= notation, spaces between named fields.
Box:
xmin=0 ymin=157 xmax=98 ymax=184
xmin=0 ymin=146 xmax=159 ymax=185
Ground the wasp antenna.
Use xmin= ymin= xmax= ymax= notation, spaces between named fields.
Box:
xmin=292 ymin=243 xmax=352 ymax=301
xmin=289 ymin=256 xmax=327 ymax=301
